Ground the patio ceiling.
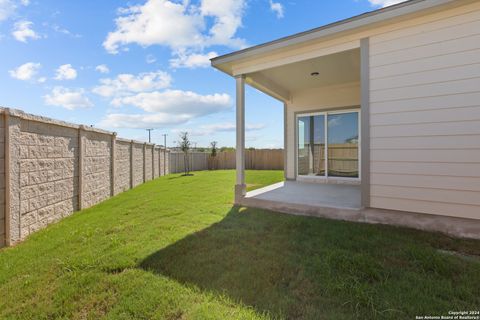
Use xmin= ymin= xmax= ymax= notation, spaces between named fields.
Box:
xmin=246 ymin=48 xmax=360 ymax=102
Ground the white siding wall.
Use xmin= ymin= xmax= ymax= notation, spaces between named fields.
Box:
xmin=369 ymin=5 xmax=480 ymax=220
xmin=285 ymin=82 xmax=360 ymax=179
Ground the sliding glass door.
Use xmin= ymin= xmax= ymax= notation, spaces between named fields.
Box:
xmin=297 ymin=110 xmax=359 ymax=179
xmin=327 ymin=112 xmax=359 ymax=178
xmin=298 ymin=114 xmax=325 ymax=176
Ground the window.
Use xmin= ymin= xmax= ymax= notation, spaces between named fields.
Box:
xmin=297 ymin=110 xmax=359 ymax=179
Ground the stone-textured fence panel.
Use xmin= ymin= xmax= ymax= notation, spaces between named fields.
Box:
xmin=17 ymin=118 xmax=79 ymax=241
xmin=132 ymin=144 xmax=144 ymax=188
xmin=83 ymin=130 xmax=112 ymax=209
xmin=0 ymin=117 xmax=6 ymax=247
xmin=160 ymin=147 xmax=168 ymax=177
xmin=145 ymin=144 xmax=153 ymax=181
xmin=0 ymin=108 xmax=169 ymax=247
xmin=114 ymin=139 xmax=131 ymax=195
xmin=153 ymin=146 xmax=159 ymax=178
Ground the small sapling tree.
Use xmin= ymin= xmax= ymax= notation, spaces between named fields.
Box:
xmin=210 ymin=141 xmax=218 ymax=170
xmin=178 ymin=132 xmax=191 ymax=175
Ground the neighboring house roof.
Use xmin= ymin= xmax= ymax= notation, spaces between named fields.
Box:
xmin=211 ymin=0 xmax=467 ymax=74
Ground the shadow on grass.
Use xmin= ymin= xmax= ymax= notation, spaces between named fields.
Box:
xmin=167 ymin=174 xmax=195 ymax=180
xmin=139 ymin=207 xmax=480 ymax=319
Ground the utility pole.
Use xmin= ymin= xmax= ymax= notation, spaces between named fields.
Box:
xmin=146 ymin=128 xmax=154 ymax=143
xmin=162 ymin=134 xmax=167 ymax=174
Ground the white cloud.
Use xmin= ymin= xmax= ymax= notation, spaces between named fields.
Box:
xmin=199 ymin=122 xmax=237 ymax=133
xmin=9 ymin=61 xmax=40 ymax=80
xmin=12 ymin=20 xmax=39 ymax=42
xmin=198 ymin=122 xmax=265 ymax=135
xmin=95 ymin=66 xmax=232 ymax=129
xmin=146 ymin=54 xmax=156 ymax=64
xmin=51 ymin=24 xmax=81 ymax=38
xmin=170 ymin=51 xmax=217 ymax=68
xmin=203 ymin=122 xmax=265 ymax=132
xmin=54 ymin=64 xmax=77 ymax=80
xmin=95 ymin=64 xmax=110 ymax=74
xmin=103 ymin=0 xmax=246 ymax=60
xmin=103 ymin=0 xmax=204 ymax=54
xmin=0 ymin=0 xmax=29 ymax=22
xmin=171 ymin=122 xmax=265 ymax=137
xmin=93 ymin=70 xmax=172 ymax=98
xmin=0 ymin=0 xmax=16 ymax=21
xmin=368 ymin=0 xmax=407 ymax=8
xmin=44 ymin=86 xmax=93 ymax=110
xmin=111 ymin=90 xmax=231 ymax=115
xmin=269 ymin=1 xmax=284 ymax=19
xmin=200 ymin=0 xmax=246 ymax=48
xmin=328 ymin=117 xmax=341 ymax=127
xmin=100 ymin=90 xmax=232 ymax=129
xmin=99 ymin=112 xmax=192 ymax=129
xmin=245 ymin=133 xmax=260 ymax=143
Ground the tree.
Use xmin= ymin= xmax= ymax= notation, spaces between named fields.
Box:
xmin=210 ymin=141 xmax=218 ymax=170
xmin=210 ymin=141 xmax=218 ymax=157
xmin=178 ymin=132 xmax=191 ymax=175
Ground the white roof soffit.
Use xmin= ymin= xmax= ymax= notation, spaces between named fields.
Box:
xmin=211 ymin=0 xmax=464 ymax=75
xmin=245 ymin=74 xmax=291 ymax=102
xmin=245 ymin=48 xmax=361 ymax=102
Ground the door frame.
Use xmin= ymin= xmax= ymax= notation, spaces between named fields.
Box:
xmin=294 ymin=106 xmax=361 ymax=183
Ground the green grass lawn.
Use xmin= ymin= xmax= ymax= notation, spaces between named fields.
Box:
xmin=0 ymin=170 xmax=479 ymax=320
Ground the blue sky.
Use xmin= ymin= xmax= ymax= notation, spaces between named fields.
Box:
xmin=0 ymin=0 xmax=402 ymax=148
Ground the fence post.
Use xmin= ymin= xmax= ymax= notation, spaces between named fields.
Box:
xmin=143 ymin=143 xmax=146 ymax=182
xmin=130 ymin=140 xmax=134 ymax=189
xmin=3 ymin=109 xmax=23 ymax=245
xmin=167 ymin=150 xmax=170 ymax=174
xmin=4 ymin=110 xmax=11 ymax=246
xmin=158 ymin=148 xmax=161 ymax=176
xmin=110 ymin=132 xmax=116 ymax=196
xmin=152 ymin=144 xmax=155 ymax=179
xmin=78 ymin=125 xmax=84 ymax=210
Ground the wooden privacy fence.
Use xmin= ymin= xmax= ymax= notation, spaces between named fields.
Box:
xmin=169 ymin=149 xmax=284 ymax=173
xmin=298 ymin=143 xmax=358 ymax=177
xmin=169 ymin=152 xmax=210 ymax=173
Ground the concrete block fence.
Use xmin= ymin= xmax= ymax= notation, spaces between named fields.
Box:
xmin=0 ymin=108 xmax=169 ymax=248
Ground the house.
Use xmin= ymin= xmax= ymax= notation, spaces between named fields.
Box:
xmin=211 ymin=0 xmax=480 ymax=239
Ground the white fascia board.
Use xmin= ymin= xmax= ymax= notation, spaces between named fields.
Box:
xmin=211 ymin=0 xmax=459 ymax=74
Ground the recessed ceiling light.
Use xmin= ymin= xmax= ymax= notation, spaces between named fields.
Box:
xmin=310 ymin=72 xmax=319 ymax=76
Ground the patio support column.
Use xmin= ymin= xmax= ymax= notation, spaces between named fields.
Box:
xmin=283 ymin=103 xmax=288 ymax=180
xmin=360 ymin=38 xmax=371 ymax=208
xmin=235 ymin=74 xmax=246 ymax=204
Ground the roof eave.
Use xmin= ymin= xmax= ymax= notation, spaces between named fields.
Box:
xmin=211 ymin=0 xmax=461 ymax=74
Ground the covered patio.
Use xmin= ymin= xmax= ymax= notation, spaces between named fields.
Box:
xmin=212 ymin=35 xmax=369 ymax=214
xmin=210 ymin=0 xmax=480 ymax=239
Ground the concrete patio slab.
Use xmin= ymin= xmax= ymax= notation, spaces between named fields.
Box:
xmin=246 ymin=181 xmax=361 ymax=210
xmin=240 ymin=181 xmax=480 ymax=240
